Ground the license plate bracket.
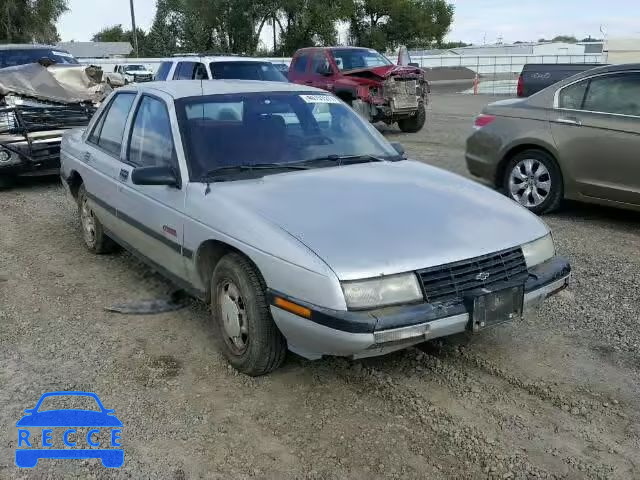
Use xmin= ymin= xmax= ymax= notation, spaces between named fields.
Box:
xmin=469 ymin=285 xmax=524 ymax=332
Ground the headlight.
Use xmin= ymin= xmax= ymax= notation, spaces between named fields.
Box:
xmin=521 ymin=234 xmax=555 ymax=268
xmin=342 ymin=273 xmax=423 ymax=310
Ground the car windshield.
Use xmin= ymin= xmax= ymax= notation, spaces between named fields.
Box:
xmin=37 ymin=395 xmax=101 ymax=412
xmin=176 ymin=91 xmax=401 ymax=180
xmin=0 ymin=48 xmax=78 ymax=68
xmin=210 ymin=62 xmax=287 ymax=82
xmin=124 ymin=65 xmax=145 ymax=71
xmin=331 ymin=48 xmax=392 ymax=71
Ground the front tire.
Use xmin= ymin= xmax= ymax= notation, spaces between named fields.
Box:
xmin=77 ymin=184 xmax=118 ymax=254
xmin=211 ymin=253 xmax=286 ymax=376
xmin=398 ymin=102 xmax=426 ymax=133
xmin=503 ymin=149 xmax=563 ymax=214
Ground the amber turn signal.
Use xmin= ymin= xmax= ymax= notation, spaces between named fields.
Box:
xmin=274 ymin=297 xmax=311 ymax=319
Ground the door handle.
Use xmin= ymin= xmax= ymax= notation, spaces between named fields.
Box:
xmin=83 ymin=151 xmax=92 ymax=163
xmin=555 ymin=117 xmax=582 ymax=126
xmin=119 ymin=169 xmax=129 ymax=182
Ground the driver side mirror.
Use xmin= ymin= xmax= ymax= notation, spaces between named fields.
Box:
xmin=390 ymin=142 xmax=406 ymax=157
xmin=131 ymin=165 xmax=180 ymax=188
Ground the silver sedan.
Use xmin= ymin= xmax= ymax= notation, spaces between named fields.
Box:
xmin=60 ymin=80 xmax=571 ymax=375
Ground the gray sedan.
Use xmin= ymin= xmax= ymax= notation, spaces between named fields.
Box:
xmin=60 ymin=80 xmax=570 ymax=375
xmin=466 ymin=63 xmax=640 ymax=214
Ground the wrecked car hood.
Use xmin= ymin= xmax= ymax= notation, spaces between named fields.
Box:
xmin=343 ymin=65 xmax=423 ymax=80
xmin=0 ymin=63 xmax=111 ymax=105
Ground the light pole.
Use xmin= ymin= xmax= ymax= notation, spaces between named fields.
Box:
xmin=129 ymin=0 xmax=139 ymax=57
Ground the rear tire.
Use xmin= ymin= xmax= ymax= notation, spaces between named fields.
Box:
xmin=210 ymin=253 xmax=286 ymax=376
xmin=398 ymin=102 xmax=426 ymax=133
xmin=503 ymin=149 xmax=563 ymax=215
xmin=77 ymin=184 xmax=118 ymax=254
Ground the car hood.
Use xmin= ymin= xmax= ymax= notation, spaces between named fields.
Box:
xmin=219 ymin=161 xmax=549 ymax=280
xmin=16 ymin=410 xmax=123 ymax=427
xmin=343 ymin=65 xmax=423 ymax=80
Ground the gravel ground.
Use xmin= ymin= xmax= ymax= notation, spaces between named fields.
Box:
xmin=1 ymin=94 xmax=639 ymax=479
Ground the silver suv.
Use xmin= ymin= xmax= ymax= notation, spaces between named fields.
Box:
xmin=60 ymin=81 xmax=570 ymax=376
xmin=153 ymin=56 xmax=287 ymax=82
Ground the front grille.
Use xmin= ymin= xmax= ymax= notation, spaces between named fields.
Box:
xmin=417 ymin=247 xmax=528 ymax=304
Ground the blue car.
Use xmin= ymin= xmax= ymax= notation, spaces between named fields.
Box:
xmin=15 ymin=391 xmax=123 ymax=468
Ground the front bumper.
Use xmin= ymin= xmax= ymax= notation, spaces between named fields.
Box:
xmin=270 ymin=256 xmax=571 ymax=360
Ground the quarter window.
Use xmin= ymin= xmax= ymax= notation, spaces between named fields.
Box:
xmin=154 ymin=61 xmax=172 ymax=81
xmin=293 ymin=55 xmax=308 ymax=73
xmin=558 ymin=80 xmax=588 ymax=110
xmin=583 ymin=73 xmax=640 ymax=116
xmin=88 ymin=93 xmax=136 ymax=157
xmin=128 ymin=96 xmax=176 ymax=167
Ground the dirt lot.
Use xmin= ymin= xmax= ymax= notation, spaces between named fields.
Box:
xmin=1 ymin=94 xmax=639 ymax=479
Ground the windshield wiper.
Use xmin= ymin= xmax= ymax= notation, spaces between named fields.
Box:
xmin=201 ymin=163 xmax=311 ymax=179
xmin=295 ymin=154 xmax=394 ymax=166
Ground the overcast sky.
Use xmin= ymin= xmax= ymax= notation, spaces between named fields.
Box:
xmin=57 ymin=0 xmax=640 ymax=45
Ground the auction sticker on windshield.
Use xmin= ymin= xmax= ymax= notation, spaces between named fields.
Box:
xmin=299 ymin=94 xmax=342 ymax=104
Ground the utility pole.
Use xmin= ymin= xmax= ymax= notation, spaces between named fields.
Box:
xmin=129 ymin=0 xmax=139 ymax=57
xmin=273 ymin=14 xmax=277 ymax=54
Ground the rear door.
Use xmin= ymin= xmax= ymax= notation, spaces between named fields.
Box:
xmin=550 ymin=71 xmax=640 ymax=205
xmin=114 ymin=93 xmax=190 ymax=281
xmin=83 ymin=92 xmax=137 ymax=235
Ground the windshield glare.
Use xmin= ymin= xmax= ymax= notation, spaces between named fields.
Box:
xmin=177 ymin=92 xmax=399 ymax=179
xmin=0 ymin=49 xmax=78 ymax=68
xmin=332 ymin=49 xmax=392 ymax=71
xmin=210 ymin=62 xmax=287 ymax=82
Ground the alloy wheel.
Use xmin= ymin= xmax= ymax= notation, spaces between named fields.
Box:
xmin=508 ymin=158 xmax=551 ymax=208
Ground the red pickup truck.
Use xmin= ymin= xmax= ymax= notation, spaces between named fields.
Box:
xmin=288 ymin=47 xmax=428 ymax=133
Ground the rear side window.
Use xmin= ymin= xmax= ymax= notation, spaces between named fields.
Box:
xmin=172 ymin=62 xmax=208 ymax=80
xmin=154 ymin=62 xmax=172 ymax=81
xmin=210 ymin=62 xmax=287 ymax=82
xmin=88 ymin=93 xmax=136 ymax=157
xmin=583 ymin=73 xmax=640 ymax=116
xmin=293 ymin=55 xmax=308 ymax=73
xmin=128 ymin=96 xmax=176 ymax=167
xmin=558 ymin=80 xmax=588 ymax=110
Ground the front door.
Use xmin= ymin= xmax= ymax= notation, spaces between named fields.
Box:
xmin=82 ymin=92 xmax=137 ymax=235
xmin=114 ymin=94 xmax=189 ymax=282
xmin=550 ymin=71 xmax=640 ymax=206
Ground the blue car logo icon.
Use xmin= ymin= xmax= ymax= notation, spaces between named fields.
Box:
xmin=16 ymin=391 xmax=123 ymax=468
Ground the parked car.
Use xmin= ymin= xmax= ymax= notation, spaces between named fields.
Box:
xmin=153 ymin=56 xmax=287 ymax=82
xmin=60 ymin=81 xmax=570 ymax=376
xmin=288 ymin=47 xmax=429 ymax=132
xmin=113 ymin=64 xmax=154 ymax=83
xmin=0 ymin=44 xmax=79 ymax=69
xmin=466 ymin=63 xmax=640 ymax=214
xmin=103 ymin=71 xmax=127 ymax=88
xmin=517 ymin=63 xmax=602 ymax=97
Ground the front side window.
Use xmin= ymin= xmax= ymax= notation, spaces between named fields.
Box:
xmin=331 ymin=48 xmax=392 ymax=71
xmin=128 ymin=96 xmax=176 ymax=167
xmin=312 ymin=54 xmax=331 ymax=75
xmin=558 ymin=79 xmax=588 ymax=110
xmin=583 ymin=73 xmax=640 ymax=116
xmin=176 ymin=92 xmax=400 ymax=180
xmin=209 ymin=62 xmax=287 ymax=82
xmin=88 ymin=93 xmax=137 ymax=157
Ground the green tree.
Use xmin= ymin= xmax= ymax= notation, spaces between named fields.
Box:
xmin=0 ymin=0 xmax=68 ymax=44
xmin=91 ymin=24 xmax=153 ymax=57
xmin=551 ymin=35 xmax=578 ymax=43
xmin=349 ymin=0 xmax=454 ymax=52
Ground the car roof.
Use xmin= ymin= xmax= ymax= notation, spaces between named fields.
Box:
xmin=295 ymin=46 xmax=375 ymax=53
xmin=120 ymin=80 xmax=326 ymax=99
xmin=0 ymin=43 xmax=61 ymax=50
xmin=168 ymin=56 xmax=275 ymax=63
